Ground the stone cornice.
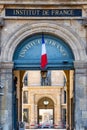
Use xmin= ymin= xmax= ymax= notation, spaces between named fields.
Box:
xmin=74 ymin=61 xmax=87 ymax=69
xmin=0 ymin=1 xmax=87 ymax=5
xmin=0 ymin=62 xmax=14 ymax=69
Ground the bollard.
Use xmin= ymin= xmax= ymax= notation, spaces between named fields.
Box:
xmin=18 ymin=122 xmax=25 ymax=130
xmin=0 ymin=126 xmax=3 ymax=130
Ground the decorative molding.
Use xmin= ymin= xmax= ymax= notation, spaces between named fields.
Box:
xmin=74 ymin=61 xmax=87 ymax=69
xmin=0 ymin=0 xmax=87 ymax=5
xmin=0 ymin=62 xmax=14 ymax=69
xmin=2 ymin=22 xmax=86 ymax=61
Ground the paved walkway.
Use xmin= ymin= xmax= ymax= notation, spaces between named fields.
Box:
xmin=26 ymin=128 xmax=66 ymax=130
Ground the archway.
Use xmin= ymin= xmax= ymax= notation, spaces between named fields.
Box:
xmin=21 ymin=69 xmax=69 ymax=129
xmin=12 ymin=33 xmax=74 ymax=129
xmin=38 ymin=97 xmax=54 ymax=128
xmin=2 ymin=22 xmax=86 ymax=61
xmin=1 ymin=22 xmax=86 ymax=130
xmin=12 ymin=31 xmax=75 ymax=129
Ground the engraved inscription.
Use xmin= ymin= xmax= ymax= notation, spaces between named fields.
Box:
xmin=19 ymin=39 xmax=68 ymax=58
xmin=5 ymin=9 xmax=82 ymax=17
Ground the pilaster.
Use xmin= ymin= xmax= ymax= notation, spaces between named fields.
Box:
xmin=54 ymin=89 xmax=62 ymax=128
xmin=29 ymin=93 xmax=36 ymax=128
xmin=74 ymin=61 xmax=87 ymax=130
xmin=0 ymin=62 xmax=14 ymax=130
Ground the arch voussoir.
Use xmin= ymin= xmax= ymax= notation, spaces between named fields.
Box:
xmin=1 ymin=22 xmax=86 ymax=62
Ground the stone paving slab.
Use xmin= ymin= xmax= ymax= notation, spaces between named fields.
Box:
xmin=25 ymin=129 xmax=66 ymax=130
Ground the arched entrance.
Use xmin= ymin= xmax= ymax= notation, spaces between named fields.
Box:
xmin=38 ymin=97 xmax=54 ymax=128
xmin=13 ymin=33 xmax=74 ymax=129
xmin=1 ymin=22 xmax=86 ymax=130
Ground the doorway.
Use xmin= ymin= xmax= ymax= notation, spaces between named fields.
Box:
xmin=13 ymin=33 xmax=74 ymax=129
xmin=38 ymin=97 xmax=54 ymax=128
xmin=13 ymin=69 xmax=74 ymax=129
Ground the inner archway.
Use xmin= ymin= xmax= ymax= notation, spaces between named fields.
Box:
xmin=38 ymin=97 xmax=54 ymax=128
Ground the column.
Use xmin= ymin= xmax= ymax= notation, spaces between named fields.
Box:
xmin=58 ymin=89 xmax=62 ymax=123
xmin=34 ymin=104 xmax=38 ymax=126
xmin=65 ymin=70 xmax=70 ymax=129
xmin=54 ymin=104 xmax=57 ymax=126
xmin=0 ymin=62 xmax=13 ymax=130
xmin=69 ymin=70 xmax=74 ymax=130
xmin=54 ymin=90 xmax=62 ymax=128
xmin=74 ymin=61 xmax=87 ymax=130
xmin=30 ymin=93 xmax=36 ymax=128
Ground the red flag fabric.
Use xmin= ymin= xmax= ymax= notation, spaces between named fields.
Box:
xmin=41 ymin=35 xmax=48 ymax=68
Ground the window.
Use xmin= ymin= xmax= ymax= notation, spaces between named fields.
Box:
xmin=64 ymin=91 xmax=66 ymax=104
xmin=23 ymin=91 xmax=28 ymax=104
xmin=23 ymin=109 xmax=29 ymax=123
xmin=62 ymin=109 xmax=66 ymax=125
xmin=23 ymin=73 xmax=28 ymax=86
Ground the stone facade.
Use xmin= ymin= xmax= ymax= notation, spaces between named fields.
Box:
xmin=0 ymin=0 xmax=87 ymax=130
xmin=22 ymin=87 xmax=63 ymax=128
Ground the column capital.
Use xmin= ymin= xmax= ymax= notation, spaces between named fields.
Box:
xmin=0 ymin=61 xmax=14 ymax=69
xmin=74 ymin=61 xmax=87 ymax=69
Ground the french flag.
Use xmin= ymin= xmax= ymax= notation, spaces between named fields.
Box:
xmin=41 ymin=34 xmax=48 ymax=68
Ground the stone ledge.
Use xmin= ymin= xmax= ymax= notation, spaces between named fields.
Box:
xmin=74 ymin=61 xmax=87 ymax=69
xmin=0 ymin=62 xmax=14 ymax=69
xmin=0 ymin=0 xmax=87 ymax=5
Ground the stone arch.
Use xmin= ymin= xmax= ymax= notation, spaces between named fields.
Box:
xmin=35 ymin=94 xmax=57 ymax=105
xmin=1 ymin=22 xmax=86 ymax=62
xmin=38 ymin=97 xmax=54 ymax=106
